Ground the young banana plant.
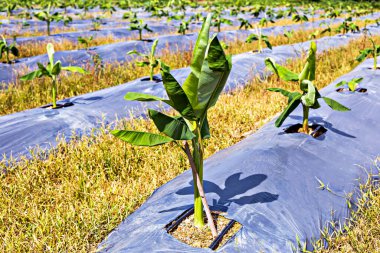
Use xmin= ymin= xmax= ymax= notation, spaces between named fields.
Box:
xmin=308 ymin=30 xmax=319 ymax=40
xmin=129 ymin=19 xmax=153 ymax=41
xmin=20 ymin=43 xmax=87 ymax=108
xmin=111 ymin=14 xmax=231 ymax=237
xmin=259 ymin=16 xmax=275 ymax=27
xmin=212 ymin=13 xmax=232 ymax=33
xmin=178 ymin=19 xmax=190 ymax=35
xmin=292 ymin=13 xmax=309 ymax=24
xmin=34 ymin=3 xmax=67 ymax=36
xmin=335 ymin=77 xmax=363 ymax=92
xmin=246 ymin=26 xmax=272 ymax=53
xmin=283 ymin=30 xmax=294 ymax=44
xmin=356 ymin=38 xmax=380 ymax=70
xmin=336 ymin=17 xmax=359 ymax=35
xmin=77 ymin=36 xmax=94 ymax=48
xmin=0 ymin=35 xmax=19 ymax=63
xmin=265 ymin=42 xmax=350 ymax=134
xmin=127 ymin=39 xmax=160 ymax=81
xmin=320 ymin=21 xmax=333 ymax=37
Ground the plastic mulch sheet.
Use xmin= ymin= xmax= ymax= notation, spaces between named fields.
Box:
xmin=98 ymin=59 xmax=380 ymax=252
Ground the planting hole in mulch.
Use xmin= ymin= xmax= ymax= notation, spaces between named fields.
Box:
xmin=336 ymin=87 xmax=367 ymax=93
xmin=1 ymin=60 xmax=20 ymax=64
xmin=140 ymin=76 xmax=162 ymax=82
xmin=166 ymin=208 xmax=242 ymax=250
xmin=367 ymin=67 xmax=380 ymax=70
xmin=40 ymin=102 xmax=74 ymax=109
xmin=284 ymin=123 xmax=327 ymax=138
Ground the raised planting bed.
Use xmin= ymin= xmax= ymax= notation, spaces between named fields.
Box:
xmin=1 ymin=27 xmax=380 ymax=159
xmin=97 ymin=58 xmax=380 ymax=252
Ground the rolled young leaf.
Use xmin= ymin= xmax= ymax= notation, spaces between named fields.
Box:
xmin=124 ymin=92 xmax=168 ymax=103
xmin=300 ymin=80 xmax=316 ymax=107
xmin=151 ymin=39 xmax=159 ymax=58
xmin=47 ymin=43 xmax=55 ymax=66
xmin=20 ymin=69 xmax=43 ymax=81
xmin=246 ymin=34 xmax=259 ymax=43
xmin=299 ymin=41 xmax=317 ymax=82
xmin=182 ymin=13 xmax=212 ymax=107
xmin=111 ymin=130 xmax=173 ymax=146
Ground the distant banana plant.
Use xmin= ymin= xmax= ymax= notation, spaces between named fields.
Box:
xmin=336 ymin=17 xmax=359 ymax=35
xmin=356 ymin=38 xmax=380 ymax=70
xmin=20 ymin=43 xmax=87 ymax=108
xmin=259 ymin=16 xmax=275 ymax=27
xmin=336 ymin=77 xmax=363 ymax=92
xmin=112 ymin=14 xmax=231 ymax=237
xmin=308 ymin=30 xmax=319 ymax=40
xmin=77 ymin=36 xmax=94 ymax=48
xmin=212 ymin=13 xmax=232 ymax=32
xmin=127 ymin=39 xmax=160 ymax=81
xmin=0 ymin=36 xmax=19 ymax=63
xmin=177 ymin=19 xmax=190 ymax=35
xmin=283 ymin=29 xmax=294 ymax=43
xmin=34 ymin=3 xmax=70 ymax=36
xmin=292 ymin=13 xmax=309 ymax=24
xmin=320 ymin=21 xmax=333 ymax=37
xmin=238 ymin=18 xmax=253 ymax=30
xmin=129 ymin=19 xmax=153 ymax=41
xmin=266 ymin=42 xmax=350 ymax=134
xmin=246 ymin=26 xmax=272 ymax=53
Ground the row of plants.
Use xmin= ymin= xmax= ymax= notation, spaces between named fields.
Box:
xmin=0 ymin=16 xmax=377 ymax=115
xmin=1 ymin=10 xmax=377 ymax=64
xmin=2 ymin=0 xmax=377 ymax=38
xmin=0 ymin=21 xmax=377 ymax=252
xmin=1 ymin=0 xmax=379 ymax=18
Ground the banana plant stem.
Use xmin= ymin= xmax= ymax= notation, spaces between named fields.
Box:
xmin=52 ymin=78 xmax=57 ymax=108
xmin=184 ymin=142 xmax=218 ymax=238
xmin=302 ymin=105 xmax=309 ymax=133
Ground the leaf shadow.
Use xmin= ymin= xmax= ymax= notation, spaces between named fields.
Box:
xmin=159 ymin=173 xmax=279 ymax=213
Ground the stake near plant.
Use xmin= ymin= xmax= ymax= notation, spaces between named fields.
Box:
xmin=111 ymin=14 xmax=231 ymax=236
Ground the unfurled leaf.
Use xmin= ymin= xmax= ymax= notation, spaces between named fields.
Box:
xmin=275 ymin=93 xmax=302 ymax=127
xmin=322 ymin=97 xmax=350 ymax=111
xmin=111 ymin=130 xmax=173 ymax=146
xmin=265 ymin=58 xmax=299 ymax=81
xmin=148 ymin=109 xmax=195 ymax=140
xmin=61 ymin=66 xmax=88 ymax=74
xmin=20 ymin=69 xmax=42 ymax=81
xmin=161 ymin=68 xmax=197 ymax=120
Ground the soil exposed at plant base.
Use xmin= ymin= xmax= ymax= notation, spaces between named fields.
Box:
xmin=169 ymin=211 xmax=241 ymax=250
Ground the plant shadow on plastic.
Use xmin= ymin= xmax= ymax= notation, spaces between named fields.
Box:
xmin=160 ymin=173 xmax=279 ymax=213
